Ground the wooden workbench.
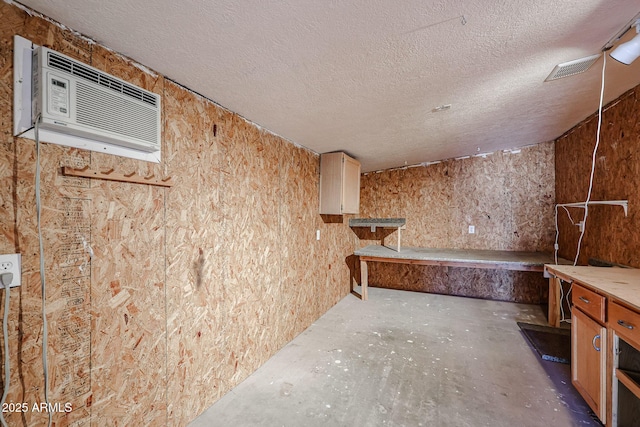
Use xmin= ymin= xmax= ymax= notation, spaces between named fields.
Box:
xmin=354 ymin=244 xmax=568 ymax=300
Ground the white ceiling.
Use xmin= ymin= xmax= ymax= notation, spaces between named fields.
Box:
xmin=16 ymin=0 xmax=640 ymax=172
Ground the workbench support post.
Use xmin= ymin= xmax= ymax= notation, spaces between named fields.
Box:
xmin=360 ymin=259 xmax=368 ymax=301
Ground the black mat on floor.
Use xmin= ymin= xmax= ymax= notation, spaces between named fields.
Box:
xmin=517 ymin=322 xmax=571 ymax=364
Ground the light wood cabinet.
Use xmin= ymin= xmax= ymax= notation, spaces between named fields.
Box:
xmin=545 ymin=265 xmax=640 ymax=426
xmin=319 ymin=152 xmax=360 ymax=215
xmin=572 ymin=302 xmax=606 ymax=421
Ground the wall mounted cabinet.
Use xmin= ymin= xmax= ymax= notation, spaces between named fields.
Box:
xmin=319 ymin=152 xmax=360 ymax=215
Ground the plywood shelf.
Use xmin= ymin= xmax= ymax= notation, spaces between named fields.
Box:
xmin=349 ymin=217 xmax=405 ymax=252
xmin=349 ymin=218 xmax=406 ymax=229
xmin=617 ymin=369 xmax=640 ymax=400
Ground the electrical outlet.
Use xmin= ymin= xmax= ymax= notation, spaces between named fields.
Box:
xmin=468 ymin=225 xmax=475 ymax=234
xmin=0 ymin=254 xmax=21 ymax=289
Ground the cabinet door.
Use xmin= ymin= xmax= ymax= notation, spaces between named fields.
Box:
xmin=572 ymin=308 xmax=607 ymax=421
xmin=319 ymin=152 xmax=360 ymax=214
xmin=341 ymin=154 xmax=360 ymax=214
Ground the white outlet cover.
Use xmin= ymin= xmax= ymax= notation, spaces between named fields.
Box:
xmin=468 ymin=225 xmax=475 ymax=234
xmin=0 ymin=253 xmax=21 ymax=288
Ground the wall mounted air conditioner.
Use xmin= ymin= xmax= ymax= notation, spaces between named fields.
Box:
xmin=13 ymin=36 xmax=162 ymax=162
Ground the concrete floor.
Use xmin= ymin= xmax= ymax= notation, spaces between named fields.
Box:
xmin=189 ymin=287 xmax=601 ymax=427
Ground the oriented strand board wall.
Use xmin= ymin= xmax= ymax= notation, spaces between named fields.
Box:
xmin=555 ymin=88 xmax=640 ymax=267
xmin=359 ymin=143 xmax=555 ymax=303
xmin=0 ymin=3 xmax=353 ymax=426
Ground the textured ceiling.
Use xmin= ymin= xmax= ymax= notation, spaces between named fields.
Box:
xmin=15 ymin=0 xmax=640 ymax=172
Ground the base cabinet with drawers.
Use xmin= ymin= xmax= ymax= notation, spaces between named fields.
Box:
xmin=571 ymin=291 xmax=607 ymax=421
xmin=545 ymin=265 xmax=640 ymax=426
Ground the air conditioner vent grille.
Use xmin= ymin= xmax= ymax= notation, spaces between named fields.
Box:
xmin=76 ymin=82 xmax=159 ymax=148
xmin=47 ymin=51 xmax=158 ymax=107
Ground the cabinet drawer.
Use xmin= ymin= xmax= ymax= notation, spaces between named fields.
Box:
xmin=610 ymin=302 xmax=640 ymax=348
xmin=572 ymin=285 xmax=605 ymax=323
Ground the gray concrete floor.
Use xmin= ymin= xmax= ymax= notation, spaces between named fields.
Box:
xmin=189 ymin=287 xmax=601 ymax=427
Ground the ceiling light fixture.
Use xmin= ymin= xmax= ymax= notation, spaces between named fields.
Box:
xmin=610 ymin=19 xmax=640 ymax=65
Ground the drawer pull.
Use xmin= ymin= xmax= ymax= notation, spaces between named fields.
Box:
xmin=592 ymin=334 xmax=601 ymax=352
xmin=578 ymin=296 xmax=590 ymax=304
xmin=617 ymin=320 xmax=635 ymax=330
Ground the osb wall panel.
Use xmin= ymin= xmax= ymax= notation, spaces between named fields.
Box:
xmin=279 ymin=145 xmax=321 ymax=339
xmin=368 ymin=263 xmax=545 ymax=304
xmin=314 ymin=213 xmax=355 ymax=315
xmin=556 ymin=88 xmax=640 ymax=267
xmin=41 ymin=144 xmax=94 ymax=427
xmin=163 ymin=81 xmax=228 ymax=425
xmin=1 ymin=2 xmax=354 ymax=426
xmin=447 ymin=269 xmax=547 ymax=304
xmin=220 ymin=118 xmax=283 ymax=386
xmin=90 ymin=182 xmax=167 ymax=426
xmin=358 ymin=143 xmax=555 ymax=303
xmin=86 ymin=32 xmax=168 ymax=427
xmin=360 ymin=163 xmax=451 ymax=249
xmin=364 ymin=261 xmax=547 ymax=304
xmin=0 ymin=4 xmax=96 ymax=425
xmin=366 ymin=263 xmax=449 ymax=294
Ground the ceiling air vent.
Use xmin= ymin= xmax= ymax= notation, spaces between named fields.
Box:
xmin=544 ymin=54 xmax=601 ymax=82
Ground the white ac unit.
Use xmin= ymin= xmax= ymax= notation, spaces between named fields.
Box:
xmin=31 ymin=46 xmax=161 ymax=153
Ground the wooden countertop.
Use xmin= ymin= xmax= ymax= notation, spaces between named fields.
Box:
xmin=544 ymin=265 xmax=640 ymax=312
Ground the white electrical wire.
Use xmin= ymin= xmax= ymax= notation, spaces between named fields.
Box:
xmin=554 ymin=205 xmax=559 ymax=265
xmin=558 ymin=277 xmax=566 ymax=321
xmin=553 ymin=205 xmax=578 ymax=263
xmin=561 ymin=206 xmax=576 ymax=226
xmin=0 ymin=284 xmax=10 ymax=427
xmin=554 ymin=54 xmax=607 ymax=266
xmin=574 ymin=53 xmax=607 ymax=266
xmin=554 ymin=53 xmax=607 ymax=324
xmin=34 ymin=116 xmax=52 ymax=427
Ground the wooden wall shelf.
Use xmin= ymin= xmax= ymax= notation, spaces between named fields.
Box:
xmin=349 ymin=217 xmax=406 ymax=252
